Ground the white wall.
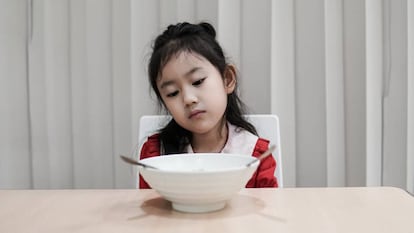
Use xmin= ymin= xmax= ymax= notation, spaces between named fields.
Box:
xmin=0 ymin=0 xmax=413 ymax=193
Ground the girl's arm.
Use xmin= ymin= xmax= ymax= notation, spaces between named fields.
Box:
xmin=254 ymin=155 xmax=278 ymax=187
xmin=138 ymin=134 xmax=161 ymax=189
xmin=246 ymin=138 xmax=278 ymax=188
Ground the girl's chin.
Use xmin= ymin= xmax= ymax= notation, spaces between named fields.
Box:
xmin=186 ymin=126 xmax=214 ymax=135
xmin=188 ymin=125 xmax=224 ymax=136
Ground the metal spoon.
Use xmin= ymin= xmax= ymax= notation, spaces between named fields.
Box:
xmin=246 ymin=145 xmax=276 ymax=167
xmin=120 ymin=144 xmax=275 ymax=169
xmin=120 ymin=155 xmax=158 ymax=169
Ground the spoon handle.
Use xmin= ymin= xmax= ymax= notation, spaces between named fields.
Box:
xmin=246 ymin=145 xmax=276 ymax=167
xmin=120 ymin=155 xmax=158 ymax=169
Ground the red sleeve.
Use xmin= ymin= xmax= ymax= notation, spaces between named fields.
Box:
xmin=245 ymin=138 xmax=278 ymax=188
xmin=138 ymin=134 xmax=161 ymax=189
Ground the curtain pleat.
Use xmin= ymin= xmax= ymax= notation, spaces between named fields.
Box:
xmin=0 ymin=0 xmax=412 ymax=193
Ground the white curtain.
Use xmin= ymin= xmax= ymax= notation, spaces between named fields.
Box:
xmin=0 ymin=0 xmax=413 ymax=193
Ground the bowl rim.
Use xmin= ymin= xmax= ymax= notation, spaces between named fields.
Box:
xmin=139 ymin=153 xmax=260 ymax=174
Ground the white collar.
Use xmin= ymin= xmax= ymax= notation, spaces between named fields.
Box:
xmin=185 ymin=122 xmax=258 ymax=156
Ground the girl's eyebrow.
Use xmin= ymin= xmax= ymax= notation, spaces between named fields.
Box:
xmin=159 ymin=80 xmax=175 ymax=89
xmin=184 ymin=67 xmax=202 ymax=77
xmin=159 ymin=67 xmax=203 ymax=89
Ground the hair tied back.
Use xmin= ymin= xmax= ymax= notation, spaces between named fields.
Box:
xmin=198 ymin=22 xmax=216 ymax=38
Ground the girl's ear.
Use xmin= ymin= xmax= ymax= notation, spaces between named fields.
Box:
xmin=224 ymin=65 xmax=237 ymax=94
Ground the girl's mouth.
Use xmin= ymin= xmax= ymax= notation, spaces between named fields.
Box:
xmin=189 ymin=110 xmax=205 ymax=119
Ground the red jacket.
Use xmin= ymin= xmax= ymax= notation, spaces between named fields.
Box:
xmin=139 ymin=134 xmax=278 ymax=188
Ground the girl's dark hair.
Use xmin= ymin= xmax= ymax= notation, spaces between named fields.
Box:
xmin=148 ymin=22 xmax=257 ymax=154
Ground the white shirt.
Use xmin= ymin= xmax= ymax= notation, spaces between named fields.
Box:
xmin=185 ymin=122 xmax=258 ymax=156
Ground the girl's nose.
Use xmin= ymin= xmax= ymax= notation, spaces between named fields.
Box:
xmin=182 ymin=88 xmax=198 ymax=106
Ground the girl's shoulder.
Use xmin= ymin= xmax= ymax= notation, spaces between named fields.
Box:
xmin=147 ymin=133 xmax=160 ymax=141
xmin=252 ymin=137 xmax=270 ymax=157
xmin=140 ymin=134 xmax=161 ymax=159
xmin=228 ymin=123 xmax=271 ymax=157
xmin=223 ymin=123 xmax=260 ymax=155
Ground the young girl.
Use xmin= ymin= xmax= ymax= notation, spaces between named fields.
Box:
xmin=139 ymin=22 xmax=278 ymax=188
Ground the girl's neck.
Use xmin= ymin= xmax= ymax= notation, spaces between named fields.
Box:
xmin=191 ymin=119 xmax=228 ymax=153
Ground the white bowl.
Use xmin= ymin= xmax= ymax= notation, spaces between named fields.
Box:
xmin=138 ymin=153 xmax=259 ymax=213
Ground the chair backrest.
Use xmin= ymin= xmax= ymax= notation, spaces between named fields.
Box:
xmin=138 ymin=114 xmax=283 ymax=187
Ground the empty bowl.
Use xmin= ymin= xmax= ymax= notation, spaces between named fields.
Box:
xmin=138 ymin=153 xmax=259 ymax=213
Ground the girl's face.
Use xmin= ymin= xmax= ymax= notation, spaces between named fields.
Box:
xmin=157 ymin=52 xmax=235 ymax=136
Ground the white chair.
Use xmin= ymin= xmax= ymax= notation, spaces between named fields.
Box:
xmin=138 ymin=114 xmax=283 ymax=187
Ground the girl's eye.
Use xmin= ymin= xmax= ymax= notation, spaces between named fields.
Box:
xmin=166 ymin=91 xmax=179 ymax=97
xmin=192 ymin=78 xmax=206 ymax=86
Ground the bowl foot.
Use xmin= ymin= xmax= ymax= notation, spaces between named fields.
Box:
xmin=172 ymin=201 xmax=226 ymax=213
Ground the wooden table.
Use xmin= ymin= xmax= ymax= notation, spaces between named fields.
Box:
xmin=0 ymin=187 xmax=413 ymax=233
